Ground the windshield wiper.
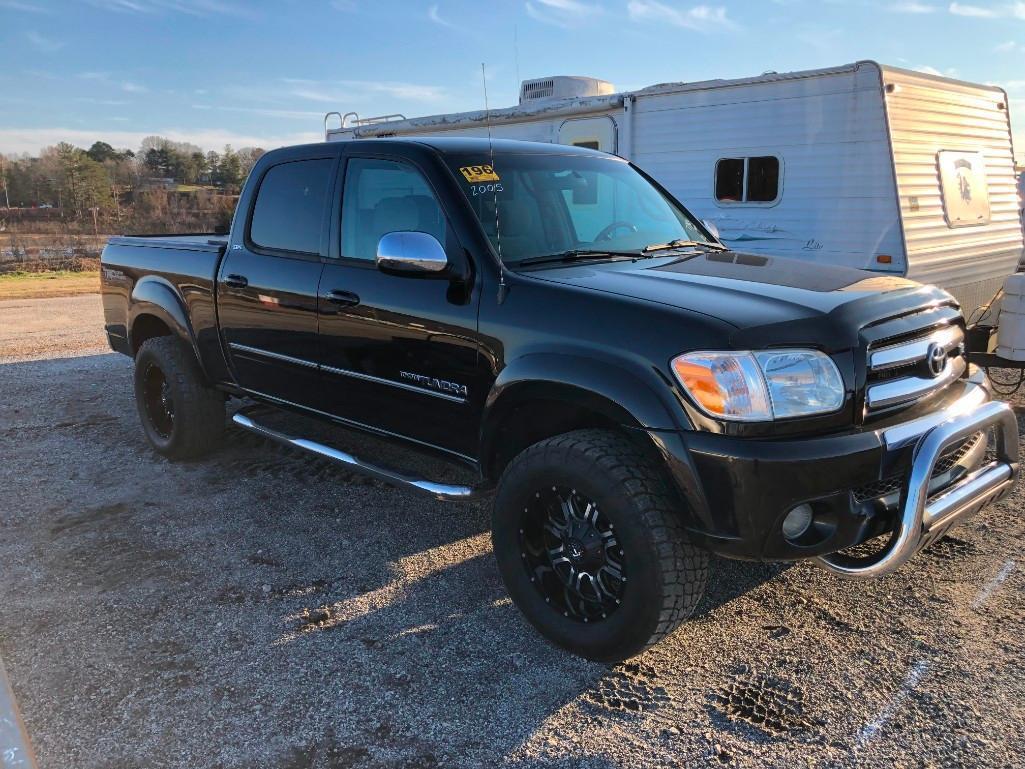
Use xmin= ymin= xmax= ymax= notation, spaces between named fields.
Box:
xmin=643 ymin=239 xmax=728 ymax=253
xmin=515 ymin=249 xmax=640 ymax=267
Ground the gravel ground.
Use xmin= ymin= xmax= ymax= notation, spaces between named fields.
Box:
xmin=0 ymin=294 xmax=110 ymax=362
xmin=1 ymin=294 xmax=1024 ymax=769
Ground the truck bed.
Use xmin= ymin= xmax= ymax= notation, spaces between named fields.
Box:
xmin=106 ymin=234 xmax=228 ymax=253
xmin=100 ymin=233 xmax=229 ymax=382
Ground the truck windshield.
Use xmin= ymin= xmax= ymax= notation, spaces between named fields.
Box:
xmin=446 ymin=152 xmax=714 ymax=265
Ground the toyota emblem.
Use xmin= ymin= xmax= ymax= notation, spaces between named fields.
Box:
xmin=926 ymin=343 xmax=947 ymax=377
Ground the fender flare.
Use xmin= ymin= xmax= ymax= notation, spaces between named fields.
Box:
xmin=128 ymin=276 xmax=210 ymax=381
xmin=479 ymin=353 xmax=711 ymax=526
xmin=479 ymin=351 xmax=690 ymax=461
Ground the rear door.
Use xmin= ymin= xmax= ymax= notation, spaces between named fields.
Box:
xmin=217 ymin=153 xmax=337 ymax=405
xmin=315 ymin=152 xmax=485 ymax=459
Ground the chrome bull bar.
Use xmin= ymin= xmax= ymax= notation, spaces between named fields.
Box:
xmin=815 ymin=399 xmax=1019 ymax=580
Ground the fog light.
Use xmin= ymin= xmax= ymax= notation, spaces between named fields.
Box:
xmin=782 ymin=504 xmax=814 ymax=540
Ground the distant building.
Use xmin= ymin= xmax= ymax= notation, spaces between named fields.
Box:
xmin=139 ymin=177 xmax=176 ymax=190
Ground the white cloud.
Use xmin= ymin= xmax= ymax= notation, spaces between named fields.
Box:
xmin=86 ymin=0 xmax=253 ymax=16
xmin=627 ymin=1 xmax=737 ymax=32
xmin=74 ymin=97 xmax=129 ymax=106
xmin=996 ymin=40 xmax=1020 ymax=51
xmin=279 ymin=78 xmax=448 ymax=104
xmin=949 ymin=2 xmax=998 ymax=17
xmin=0 ymin=1 xmax=50 ymax=12
xmin=913 ymin=64 xmax=959 ymax=77
xmin=525 ymin=0 xmax=602 ymax=27
xmin=891 ymin=1 xmax=936 ymax=12
xmin=428 ymin=3 xmax=456 ymax=28
xmin=0 ymin=126 xmax=322 ymax=156
xmin=77 ymin=71 xmax=149 ymax=93
xmin=25 ymin=31 xmax=64 ymax=53
xmin=191 ymin=104 xmax=324 ymax=120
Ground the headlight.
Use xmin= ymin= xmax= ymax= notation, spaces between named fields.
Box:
xmin=671 ymin=349 xmax=844 ymax=421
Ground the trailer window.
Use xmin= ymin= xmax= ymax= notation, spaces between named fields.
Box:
xmin=715 ymin=156 xmax=780 ymax=204
xmin=715 ymin=158 xmax=744 ymax=202
xmin=250 ymin=158 xmax=334 ymax=255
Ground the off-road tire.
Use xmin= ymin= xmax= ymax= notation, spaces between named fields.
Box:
xmin=134 ymin=336 xmax=224 ymax=460
xmin=492 ymin=428 xmax=709 ymax=661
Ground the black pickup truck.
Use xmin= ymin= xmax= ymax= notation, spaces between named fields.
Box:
xmin=102 ymin=137 xmax=1019 ymax=661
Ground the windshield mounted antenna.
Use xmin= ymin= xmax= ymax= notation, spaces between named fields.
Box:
xmin=482 ymin=62 xmax=508 ymax=304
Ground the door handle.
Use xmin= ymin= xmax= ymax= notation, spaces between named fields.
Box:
xmin=224 ymin=274 xmax=249 ymax=289
xmin=327 ymin=289 xmax=360 ymax=307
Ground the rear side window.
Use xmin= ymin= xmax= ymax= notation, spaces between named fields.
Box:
xmin=341 ymin=158 xmax=447 ymax=261
xmin=250 ymin=158 xmax=334 ymax=254
xmin=715 ymin=156 xmax=780 ymax=204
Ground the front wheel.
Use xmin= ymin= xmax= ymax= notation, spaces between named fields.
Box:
xmin=134 ymin=336 xmax=224 ymax=460
xmin=491 ymin=429 xmax=709 ymax=661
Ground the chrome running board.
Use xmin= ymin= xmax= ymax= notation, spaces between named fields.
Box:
xmin=231 ymin=410 xmax=489 ymax=502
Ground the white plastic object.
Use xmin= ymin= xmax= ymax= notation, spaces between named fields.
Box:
xmin=996 ymin=273 xmax=1025 ymax=361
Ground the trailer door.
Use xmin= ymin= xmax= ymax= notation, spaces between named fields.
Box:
xmin=559 ymin=116 xmax=617 ymax=154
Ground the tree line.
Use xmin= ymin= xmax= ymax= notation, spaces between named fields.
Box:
xmin=0 ymin=136 xmax=265 ymax=219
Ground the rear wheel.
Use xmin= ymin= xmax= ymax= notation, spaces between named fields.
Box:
xmin=134 ymin=336 xmax=224 ymax=460
xmin=492 ymin=429 xmax=709 ymax=661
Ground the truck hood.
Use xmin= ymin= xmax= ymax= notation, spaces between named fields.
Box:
xmin=522 ymin=251 xmax=956 ymax=351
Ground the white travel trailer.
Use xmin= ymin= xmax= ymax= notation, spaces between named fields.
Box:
xmin=325 ymin=61 xmax=1023 ymax=319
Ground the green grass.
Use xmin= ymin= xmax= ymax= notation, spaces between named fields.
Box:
xmin=0 ymin=270 xmax=100 ymax=299
xmin=0 ymin=269 xmax=88 ymax=280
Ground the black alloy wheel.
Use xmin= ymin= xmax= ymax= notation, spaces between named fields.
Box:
xmin=142 ymin=362 xmax=176 ymax=439
xmin=519 ymin=486 xmax=626 ymax=623
xmin=492 ymin=429 xmax=710 ymax=661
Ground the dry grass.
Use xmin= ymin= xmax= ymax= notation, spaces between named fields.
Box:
xmin=0 ymin=270 xmax=101 ymax=300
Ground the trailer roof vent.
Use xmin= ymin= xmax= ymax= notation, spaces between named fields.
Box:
xmin=518 ymin=76 xmax=615 ymax=105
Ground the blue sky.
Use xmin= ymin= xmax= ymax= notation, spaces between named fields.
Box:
xmin=2 ymin=0 xmax=1024 ymax=157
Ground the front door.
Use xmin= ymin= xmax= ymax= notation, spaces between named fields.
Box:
xmin=217 ymin=155 xmax=335 ymax=406
xmin=316 ymin=155 xmax=484 ymax=459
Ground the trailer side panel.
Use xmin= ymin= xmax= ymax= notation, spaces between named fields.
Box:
xmin=881 ymin=65 xmax=1023 ymax=317
xmin=628 ymin=63 xmax=904 ymax=274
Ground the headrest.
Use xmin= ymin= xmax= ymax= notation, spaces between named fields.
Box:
xmin=373 ymin=196 xmax=419 ymax=232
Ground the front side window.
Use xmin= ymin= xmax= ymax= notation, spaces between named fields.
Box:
xmin=341 ymin=158 xmax=447 ymax=261
xmin=446 ymin=152 xmax=713 ymax=264
xmin=250 ymin=158 xmax=334 ymax=254
xmin=715 ymin=156 xmax=780 ymax=204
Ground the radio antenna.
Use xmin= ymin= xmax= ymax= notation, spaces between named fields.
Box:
xmin=482 ymin=62 xmax=508 ymax=303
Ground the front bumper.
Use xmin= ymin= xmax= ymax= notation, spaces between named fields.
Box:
xmin=652 ymin=366 xmax=1020 ymax=574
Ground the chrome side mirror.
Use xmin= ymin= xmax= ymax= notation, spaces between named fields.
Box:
xmin=702 ymin=219 xmax=721 ymax=240
xmin=376 ymin=231 xmax=449 ymax=276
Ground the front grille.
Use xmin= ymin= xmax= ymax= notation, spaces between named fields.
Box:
xmin=851 ymin=431 xmax=985 ymax=504
xmin=864 ymin=320 xmax=966 ymax=414
xmin=852 ymin=475 xmax=904 ymax=504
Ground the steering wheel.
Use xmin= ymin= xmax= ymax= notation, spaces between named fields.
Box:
xmin=594 ymin=221 xmax=638 ymax=242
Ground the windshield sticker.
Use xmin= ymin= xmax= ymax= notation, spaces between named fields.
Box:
xmin=459 ymin=164 xmax=500 ymax=183
xmin=470 ymin=182 xmax=503 ymax=196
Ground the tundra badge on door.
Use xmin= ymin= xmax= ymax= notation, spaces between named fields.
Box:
xmin=399 ymin=371 xmax=468 ymax=399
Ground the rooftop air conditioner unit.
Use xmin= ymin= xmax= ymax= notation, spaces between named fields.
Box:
xmin=518 ymin=76 xmax=615 ymax=105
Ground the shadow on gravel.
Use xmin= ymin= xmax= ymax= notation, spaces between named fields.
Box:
xmin=692 ymin=557 xmax=789 ymax=619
